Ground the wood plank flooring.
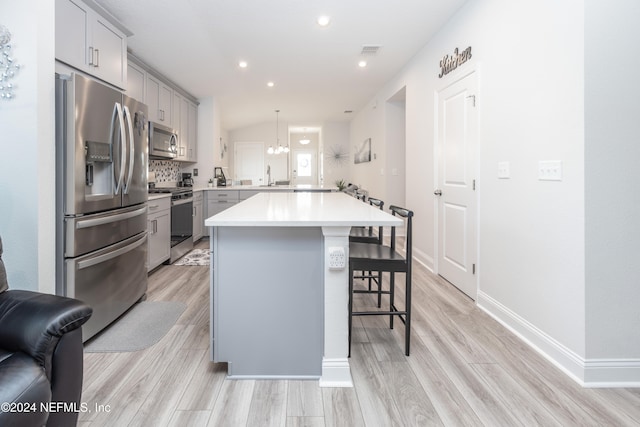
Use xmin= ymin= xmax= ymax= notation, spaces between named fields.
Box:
xmin=80 ymin=239 xmax=640 ymax=426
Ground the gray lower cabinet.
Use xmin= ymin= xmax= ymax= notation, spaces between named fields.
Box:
xmin=192 ymin=191 xmax=203 ymax=242
xmin=147 ymin=197 xmax=171 ymax=271
xmin=204 ymin=190 xmax=239 ymax=236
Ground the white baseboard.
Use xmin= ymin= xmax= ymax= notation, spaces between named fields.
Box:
xmin=583 ymin=359 xmax=640 ymax=387
xmin=477 ymin=291 xmax=640 ymax=388
xmin=320 ymin=358 xmax=353 ymax=387
xmin=413 ymin=248 xmax=433 ymax=273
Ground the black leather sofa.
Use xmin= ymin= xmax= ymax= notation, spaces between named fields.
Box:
xmin=0 ymin=237 xmax=92 ymax=427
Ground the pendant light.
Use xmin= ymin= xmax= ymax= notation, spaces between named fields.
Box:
xmin=269 ymin=109 xmax=289 ymax=155
xmin=299 ymin=128 xmax=310 ymax=145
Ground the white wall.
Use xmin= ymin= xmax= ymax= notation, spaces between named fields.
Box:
xmin=0 ymin=0 xmax=56 ymax=293
xmin=350 ymin=103 xmax=387 ymax=197
xmin=351 ymin=0 xmax=595 ymax=382
xmin=584 ymin=0 xmax=640 ymax=381
xmin=320 ymin=121 xmax=350 ymax=187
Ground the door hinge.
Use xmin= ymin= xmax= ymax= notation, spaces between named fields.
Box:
xmin=473 ymin=179 xmax=476 ymax=191
xmin=472 ymin=264 xmax=476 ymax=274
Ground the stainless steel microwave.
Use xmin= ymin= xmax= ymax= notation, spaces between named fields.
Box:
xmin=149 ymin=121 xmax=177 ymax=159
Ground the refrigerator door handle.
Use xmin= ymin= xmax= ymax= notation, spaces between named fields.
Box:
xmin=76 ymin=234 xmax=147 ymax=270
xmin=113 ymin=102 xmax=127 ymax=195
xmin=123 ymin=105 xmax=135 ymax=194
xmin=75 ymin=206 xmax=147 ymax=229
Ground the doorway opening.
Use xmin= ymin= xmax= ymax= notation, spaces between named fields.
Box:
xmin=385 ymin=87 xmax=407 ymax=208
xmin=289 ymin=126 xmax=322 ymax=185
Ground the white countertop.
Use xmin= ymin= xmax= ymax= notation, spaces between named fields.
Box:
xmin=195 ymin=184 xmax=336 ymax=192
xmin=205 ymin=192 xmax=402 ymax=227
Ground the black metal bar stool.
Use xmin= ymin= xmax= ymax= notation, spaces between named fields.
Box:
xmin=348 ymin=205 xmax=414 ymax=356
xmin=349 ymin=197 xmax=385 ymax=306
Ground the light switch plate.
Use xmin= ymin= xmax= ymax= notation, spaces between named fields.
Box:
xmin=538 ymin=160 xmax=562 ymax=181
xmin=328 ymin=246 xmax=346 ymax=270
xmin=498 ymin=161 xmax=510 ymax=179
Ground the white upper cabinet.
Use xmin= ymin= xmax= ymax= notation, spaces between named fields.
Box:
xmin=127 ymin=53 xmax=198 ymax=162
xmin=188 ymin=102 xmax=198 ymax=162
xmin=172 ymin=93 xmax=198 ymax=163
xmin=126 ymin=61 xmax=146 ymax=102
xmin=55 ymin=0 xmax=127 ymax=89
xmin=146 ymin=74 xmax=173 ymax=125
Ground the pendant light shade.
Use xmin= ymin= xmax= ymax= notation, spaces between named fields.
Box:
xmin=269 ymin=109 xmax=289 ymax=155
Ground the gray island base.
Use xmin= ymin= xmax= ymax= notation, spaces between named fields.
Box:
xmin=206 ymin=192 xmax=402 ymax=386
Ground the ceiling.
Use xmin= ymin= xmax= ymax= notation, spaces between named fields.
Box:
xmin=94 ymin=0 xmax=468 ymax=131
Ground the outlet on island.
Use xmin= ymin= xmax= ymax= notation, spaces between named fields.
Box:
xmin=328 ymin=246 xmax=346 ymax=270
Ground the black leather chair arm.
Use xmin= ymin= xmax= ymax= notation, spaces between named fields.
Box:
xmin=0 ymin=290 xmax=92 ymax=372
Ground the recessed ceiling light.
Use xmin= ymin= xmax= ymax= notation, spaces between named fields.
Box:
xmin=317 ymin=15 xmax=331 ymax=27
xmin=358 ymin=60 xmax=367 ymax=68
xmin=267 ymin=81 xmax=275 ymax=87
xmin=238 ymin=60 xmax=248 ymax=68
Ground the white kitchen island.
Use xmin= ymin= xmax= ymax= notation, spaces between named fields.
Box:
xmin=205 ymin=192 xmax=402 ymax=387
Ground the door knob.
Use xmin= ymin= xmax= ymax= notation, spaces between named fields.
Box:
xmin=434 ymin=189 xmax=442 ymax=196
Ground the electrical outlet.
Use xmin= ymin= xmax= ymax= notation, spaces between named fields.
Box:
xmin=193 ymin=168 xmax=198 ymax=176
xmin=328 ymin=246 xmax=346 ymax=270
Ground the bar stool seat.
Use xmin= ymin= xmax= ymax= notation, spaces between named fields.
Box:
xmin=349 ymin=205 xmax=413 ymax=357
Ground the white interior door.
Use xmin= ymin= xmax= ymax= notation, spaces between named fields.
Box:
xmin=234 ymin=142 xmax=264 ymax=185
xmin=435 ymin=71 xmax=478 ymax=300
xmin=292 ymin=149 xmax=317 ymax=185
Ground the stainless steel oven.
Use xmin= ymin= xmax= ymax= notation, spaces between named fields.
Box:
xmin=148 ymin=187 xmax=194 ymax=262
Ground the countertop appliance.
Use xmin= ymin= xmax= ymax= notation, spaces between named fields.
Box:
xmin=149 ymin=121 xmax=177 ymax=160
xmin=55 ymin=73 xmax=149 ymax=342
xmin=148 ymin=187 xmax=194 ymax=262
xmin=181 ymin=173 xmax=193 ymax=187
xmin=214 ymin=167 xmax=228 ymax=186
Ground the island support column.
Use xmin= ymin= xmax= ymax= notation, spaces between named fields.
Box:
xmin=319 ymin=226 xmax=353 ymax=387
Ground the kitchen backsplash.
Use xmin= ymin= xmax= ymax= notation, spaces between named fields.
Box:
xmin=149 ymin=160 xmax=182 ymax=183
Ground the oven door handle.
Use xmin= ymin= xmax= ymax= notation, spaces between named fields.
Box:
xmin=172 ymin=198 xmax=193 ymax=206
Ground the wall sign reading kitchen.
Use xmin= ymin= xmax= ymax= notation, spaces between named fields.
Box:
xmin=438 ymin=46 xmax=472 ymax=78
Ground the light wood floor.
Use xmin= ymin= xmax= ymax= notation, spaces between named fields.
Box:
xmin=79 ymin=239 xmax=640 ymax=426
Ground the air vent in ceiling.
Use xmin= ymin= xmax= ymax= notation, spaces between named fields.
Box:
xmin=360 ymin=45 xmax=381 ymax=56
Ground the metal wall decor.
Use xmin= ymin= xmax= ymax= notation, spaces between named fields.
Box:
xmin=0 ymin=25 xmax=20 ymax=99
xmin=326 ymin=144 xmax=349 ymax=166
xmin=438 ymin=46 xmax=472 ymax=78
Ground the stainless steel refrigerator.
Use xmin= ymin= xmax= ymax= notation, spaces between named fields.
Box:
xmin=55 ymin=73 xmax=149 ymax=341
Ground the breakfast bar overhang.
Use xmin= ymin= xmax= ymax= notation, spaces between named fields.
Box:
xmin=205 ymin=192 xmax=402 ymax=387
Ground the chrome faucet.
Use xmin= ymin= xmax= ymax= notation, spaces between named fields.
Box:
xmin=266 ymin=165 xmax=271 ymax=186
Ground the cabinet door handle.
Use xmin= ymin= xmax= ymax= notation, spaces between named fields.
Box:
xmin=193 ymin=206 xmax=196 ymax=217
xmin=88 ymin=47 xmax=94 ymax=66
xmin=94 ymin=48 xmax=100 ymax=68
